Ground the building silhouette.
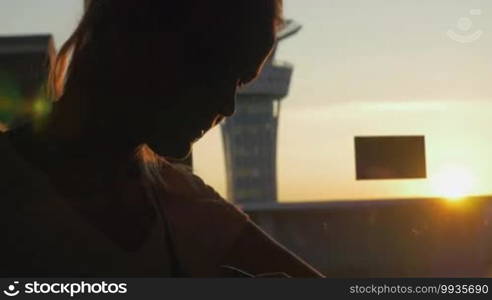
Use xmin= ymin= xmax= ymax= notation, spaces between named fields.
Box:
xmin=221 ymin=20 xmax=301 ymax=205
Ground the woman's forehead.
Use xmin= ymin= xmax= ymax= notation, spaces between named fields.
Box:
xmin=175 ymin=23 xmax=275 ymax=79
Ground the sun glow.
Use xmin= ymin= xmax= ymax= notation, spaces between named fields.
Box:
xmin=431 ymin=164 xmax=476 ymax=201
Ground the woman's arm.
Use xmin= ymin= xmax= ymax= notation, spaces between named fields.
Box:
xmin=220 ymin=221 xmax=325 ymax=278
xmin=157 ymin=162 xmax=324 ymax=277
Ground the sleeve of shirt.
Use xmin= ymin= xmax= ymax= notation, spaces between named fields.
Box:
xmin=157 ymin=161 xmax=251 ymax=277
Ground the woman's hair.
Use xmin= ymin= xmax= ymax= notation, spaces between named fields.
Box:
xmin=49 ymin=0 xmax=283 ymax=100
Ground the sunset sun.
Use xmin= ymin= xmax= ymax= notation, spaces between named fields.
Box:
xmin=431 ymin=165 xmax=476 ymax=201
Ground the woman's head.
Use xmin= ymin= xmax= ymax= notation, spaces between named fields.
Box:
xmin=50 ymin=0 xmax=283 ymax=159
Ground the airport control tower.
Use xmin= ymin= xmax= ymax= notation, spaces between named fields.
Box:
xmin=221 ymin=20 xmax=301 ymax=205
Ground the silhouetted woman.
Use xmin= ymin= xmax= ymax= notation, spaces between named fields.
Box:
xmin=0 ymin=0 xmax=323 ymax=277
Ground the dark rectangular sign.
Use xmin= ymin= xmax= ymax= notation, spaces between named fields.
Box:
xmin=355 ymin=136 xmax=427 ymax=180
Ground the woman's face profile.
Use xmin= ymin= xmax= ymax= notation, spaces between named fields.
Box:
xmin=142 ymin=74 xmax=239 ymax=159
xmin=135 ymin=32 xmax=276 ymax=159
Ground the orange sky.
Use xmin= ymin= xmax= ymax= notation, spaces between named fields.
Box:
xmin=194 ymin=100 xmax=492 ymax=202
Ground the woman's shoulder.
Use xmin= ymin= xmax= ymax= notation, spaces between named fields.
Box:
xmin=156 ymin=159 xmax=245 ymax=215
xmin=151 ymin=159 xmax=252 ymax=276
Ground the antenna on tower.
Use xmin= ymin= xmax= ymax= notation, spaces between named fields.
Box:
xmin=277 ymin=20 xmax=302 ymax=42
